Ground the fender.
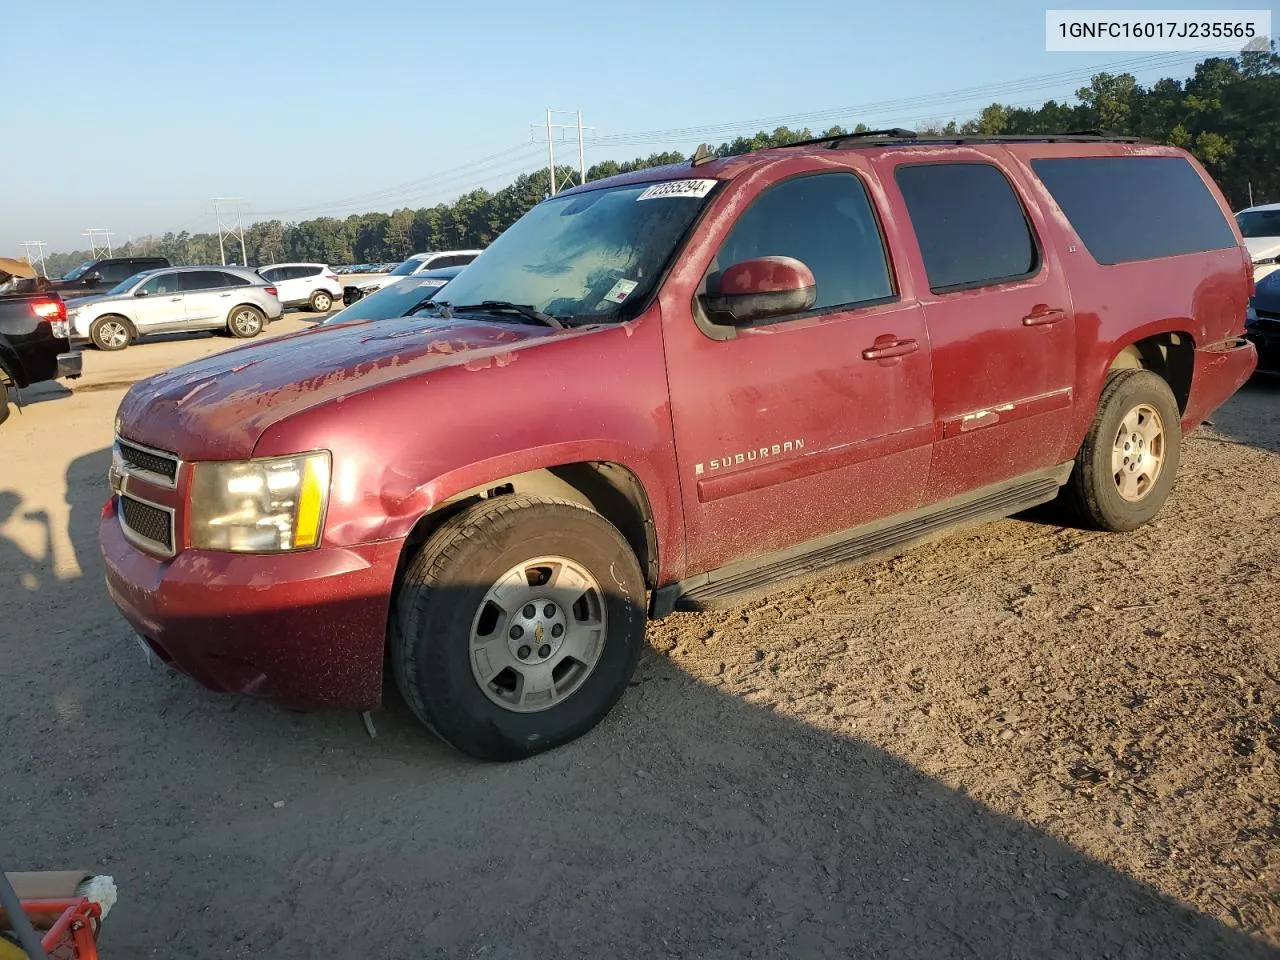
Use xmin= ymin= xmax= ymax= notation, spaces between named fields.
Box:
xmin=0 ymin=339 xmax=29 ymax=388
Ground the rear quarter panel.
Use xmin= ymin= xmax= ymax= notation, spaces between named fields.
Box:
xmin=250 ymin=313 xmax=687 ymax=582
xmin=1003 ymin=142 xmax=1253 ymax=451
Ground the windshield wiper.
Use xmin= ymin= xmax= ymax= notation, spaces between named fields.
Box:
xmin=453 ymin=301 xmax=564 ymax=329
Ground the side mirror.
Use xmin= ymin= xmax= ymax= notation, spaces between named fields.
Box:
xmin=134 ymin=288 xmax=149 ymax=297
xmin=83 ymin=276 xmax=100 ymax=287
xmin=701 ymin=256 xmax=817 ymax=326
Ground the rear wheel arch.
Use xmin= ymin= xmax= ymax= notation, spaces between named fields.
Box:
xmin=1105 ymin=331 xmax=1195 ymax=414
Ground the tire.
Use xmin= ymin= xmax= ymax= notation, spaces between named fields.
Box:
xmin=226 ymin=304 xmax=265 ymax=339
xmin=90 ymin=315 xmax=132 ymax=351
xmin=392 ymin=495 xmax=648 ymax=761
xmin=1063 ymin=369 xmax=1182 ymax=532
xmin=309 ymin=290 xmax=333 ymax=313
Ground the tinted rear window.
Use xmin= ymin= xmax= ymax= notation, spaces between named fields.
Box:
xmin=896 ymin=163 xmax=1039 ymax=292
xmin=1032 ymin=157 xmax=1236 ymax=265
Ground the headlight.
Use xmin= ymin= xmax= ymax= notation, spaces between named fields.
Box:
xmin=189 ymin=451 xmax=330 ymax=552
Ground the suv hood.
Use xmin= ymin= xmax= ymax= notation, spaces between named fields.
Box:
xmin=116 ymin=315 xmax=561 ymax=460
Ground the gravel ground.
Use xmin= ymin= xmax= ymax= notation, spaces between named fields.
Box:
xmin=1 ymin=329 xmax=1276 ymax=959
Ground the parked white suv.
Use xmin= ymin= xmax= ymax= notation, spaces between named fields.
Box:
xmin=344 ymin=250 xmax=483 ymax=304
xmin=257 ymin=263 xmax=343 ymax=312
xmin=1236 ymin=204 xmax=1280 ymax=282
xmin=67 ymin=266 xmax=283 ymax=351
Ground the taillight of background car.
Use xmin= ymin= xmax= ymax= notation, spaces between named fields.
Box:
xmin=30 ymin=298 xmax=66 ymax=323
xmin=325 ymin=273 xmax=339 ymax=283
xmin=264 ymin=286 xmax=278 ymax=298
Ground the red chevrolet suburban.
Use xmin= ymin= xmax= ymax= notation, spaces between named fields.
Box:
xmin=101 ymin=131 xmax=1257 ymax=760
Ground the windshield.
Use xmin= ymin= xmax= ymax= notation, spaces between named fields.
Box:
xmin=105 ymin=272 xmax=149 ymax=296
xmin=435 ymin=180 xmax=717 ymax=323
xmin=321 ymin=276 xmax=451 ymax=325
xmin=1238 ymin=210 xmax=1280 ymax=239
xmin=388 ymin=258 xmax=426 ymax=277
xmin=61 ymin=261 xmax=94 ymax=281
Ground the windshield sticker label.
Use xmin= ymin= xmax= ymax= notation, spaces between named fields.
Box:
xmin=416 ymin=278 xmax=447 ymax=288
xmin=602 ymin=279 xmax=639 ymax=304
xmin=636 ymin=179 xmax=717 ymax=201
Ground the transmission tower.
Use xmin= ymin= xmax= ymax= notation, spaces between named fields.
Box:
xmin=532 ymin=110 xmax=595 ymax=196
xmin=20 ymin=241 xmax=49 ymax=277
xmin=83 ymin=229 xmax=114 ymax=258
xmin=211 ymin=197 xmax=249 ymax=266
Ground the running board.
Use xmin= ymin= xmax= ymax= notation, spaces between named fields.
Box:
xmin=652 ymin=463 xmax=1073 ymax=616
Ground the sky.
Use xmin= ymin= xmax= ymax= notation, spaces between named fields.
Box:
xmin=2 ymin=0 xmax=1272 ymax=254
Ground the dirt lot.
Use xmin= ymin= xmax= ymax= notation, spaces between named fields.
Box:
xmin=1 ymin=318 xmax=1277 ymax=959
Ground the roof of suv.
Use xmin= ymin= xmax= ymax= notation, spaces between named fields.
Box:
xmin=556 ymin=130 xmax=1179 ymax=197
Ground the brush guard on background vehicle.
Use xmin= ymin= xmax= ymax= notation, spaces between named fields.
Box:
xmin=0 ymin=868 xmax=114 ymax=960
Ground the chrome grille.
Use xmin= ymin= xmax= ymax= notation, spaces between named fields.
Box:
xmin=117 ymin=440 xmax=178 ymax=484
xmin=120 ymin=496 xmax=174 ymax=554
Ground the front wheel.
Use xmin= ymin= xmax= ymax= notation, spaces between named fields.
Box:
xmin=1063 ymin=369 xmax=1182 ymax=532
xmin=227 ymin=305 xmax=265 ymax=339
xmin=90 ymin=316 xmax=131 ymax=351
xmin=309 ymin=290 xmax=333 ymax=312
xmin=392 ymin=495 xmax=647 ymax=761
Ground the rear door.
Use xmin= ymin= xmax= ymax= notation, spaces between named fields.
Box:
xmin=882 ymin=154 xmax=1076 ymax=502
xmin=662 ymin=167 xmax=936 ymax=574
xmin=178 ymin=270 xmax=232 ymax=325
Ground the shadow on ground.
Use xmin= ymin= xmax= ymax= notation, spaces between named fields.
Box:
xmin=0 ymin=448 xmax=1274 ymax=959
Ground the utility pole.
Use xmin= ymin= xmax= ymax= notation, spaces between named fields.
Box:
xmin=20 ymin=241 xmax=48 ymax=277
xmin=1248 ymin=182 xmax=1254 ymax=207
xmin=211 ymin=197 xmax=249 ymax=265
xmin=532 ymin=110 xmax=595 ymax=196
xmin=83 ymin=229 xmax=114 ymax=258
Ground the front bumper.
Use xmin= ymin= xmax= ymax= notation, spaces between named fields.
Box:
xmin=101 ymin=501 xmax=401 ymax=710
xmin=57 ymin=351 xmax=82 ymax=380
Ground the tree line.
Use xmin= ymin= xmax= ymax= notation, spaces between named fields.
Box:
xmin=40 ymin=49 xmax=1278 ymax=279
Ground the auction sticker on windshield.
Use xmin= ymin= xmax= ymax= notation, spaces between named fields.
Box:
xmin=637 ymin=179 xmax=718 ymax=201
xmin=602 ymin=279 xmax=639 ymax=304
xmin=416 ymin=278 xmax=448 ymax=288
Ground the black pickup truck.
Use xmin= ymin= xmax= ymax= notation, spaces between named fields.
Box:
xmin=0 ymin=260 xmax=82 ymax=425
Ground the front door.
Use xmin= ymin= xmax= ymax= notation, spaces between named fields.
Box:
xmin=883 ymin=155 xmax=1077 ymax=502
xmin=662 ymin=167 xmax=936 ymax=575
xmin=131 ymin=271 xmax=186 ymax=332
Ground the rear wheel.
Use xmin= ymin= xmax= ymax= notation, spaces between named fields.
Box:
xmin=227 ymin=305 xmax=265 ymax=338
xmin=90 ymin=316 xmax=131 ymax=351
xmin=392 ymin=495 xmax=648 ymax=761
xmin=309 ymin=290 xmax=333 ymax=312
xmin=1063 ymin=369 xmax=1182 ymax=532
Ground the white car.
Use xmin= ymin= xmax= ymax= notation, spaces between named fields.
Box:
xmin=348 ymin=250 xmax=483 ymax=302
xmin=257 ymin=262 xmax=343 ymax=312
xmin=1236 ymin=204 xmax=1280 ymax=282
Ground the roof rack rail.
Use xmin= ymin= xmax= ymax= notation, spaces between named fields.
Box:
xmin=769 ymin=128 xmax=1151 ymax=151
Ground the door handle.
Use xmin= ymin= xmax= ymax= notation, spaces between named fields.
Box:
xmin=219 ymin=292 xmax=231 ymax=297
xmin=169 ymin=297 xmax=182 ymax=302
xmin=1022 ymin=306 xmax=1066 ymax=326
xmin=862 ymin=337 xmax=919 ymax=361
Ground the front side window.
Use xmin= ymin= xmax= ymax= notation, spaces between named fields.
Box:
xmin=139 ymin=272 xmax=181 ymax=296
xmin=97 ymin=262 xmax=137 ymax=283
xmin=707 ymin=172 xmax=894 ymax=314
xmin=430 ymin=180 xmax=718 ymax=323
xmin=107 ymin=271 xmax=154 ymax=296
xmin=896 ymin=163 xmax=1039 ymax=292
